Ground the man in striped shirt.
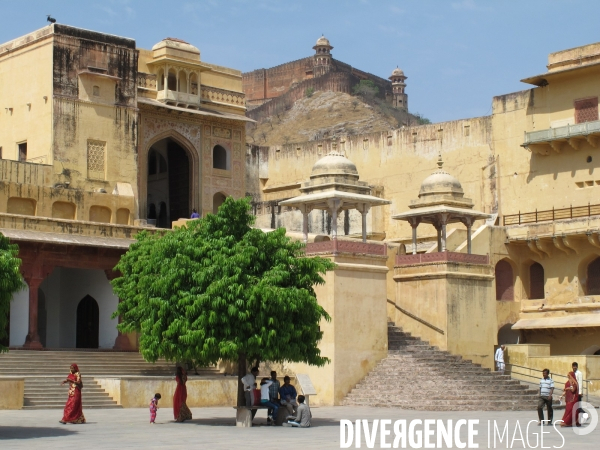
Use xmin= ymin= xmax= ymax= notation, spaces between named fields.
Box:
xmin=537 ymin=369 xmax=554 ymax=425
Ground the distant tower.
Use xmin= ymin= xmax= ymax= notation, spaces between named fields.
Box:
xmin=389 ymin=67 xmax=408 ymax=111
xmin=313 ymin=35 xmax=333 ymax=77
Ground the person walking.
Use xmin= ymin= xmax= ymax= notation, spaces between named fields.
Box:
xmin=572 ymin=362 xmax=585 ymax=421
xmin=190 ymin=209 xmax=200 ymax=219
xmin=537 ymin=369 xmax=554 ymax=426
xmin=59 ymin=364 xmax=86 ymax=424
xmin=495 ymin=345 xmax=506 ymax=375
xmin=173 ymin=366 xmax=192 ymax=422
xmin=559 ymin=371 xmax=580 ymax=427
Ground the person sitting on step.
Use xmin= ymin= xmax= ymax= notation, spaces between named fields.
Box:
xmin=259 ymin=378 xmax=279 ymax=423
xmin=283 ymin=395 xmax=311 ymax=428
xmin=279 ymin=375 xmax=298 ymax=416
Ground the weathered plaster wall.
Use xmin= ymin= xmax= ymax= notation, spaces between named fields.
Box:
xmin=286 ymin=252 xmax=388 ymax=406
xmin=0 ymin=378 xmax=24 ymax=409
xmin=95 ymin=377 xmax=238 ymax=408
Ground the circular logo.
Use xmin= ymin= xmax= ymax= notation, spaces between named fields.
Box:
xmin=572 ymin=401 xmax=598 ymax=436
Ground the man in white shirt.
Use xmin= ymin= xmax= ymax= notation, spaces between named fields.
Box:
xmin=241 ymin=367 xmax=259 ymax=419
xmin=495 ymin=345 xmax=506 ymax=375
xmin=572 ymin=362 xmax=586 ymax=421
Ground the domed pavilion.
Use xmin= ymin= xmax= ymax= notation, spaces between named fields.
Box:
xmin=392 ymin=154 xmax=490 ymax=254
xmin=279 ymin=151 xmax=390 ymax=243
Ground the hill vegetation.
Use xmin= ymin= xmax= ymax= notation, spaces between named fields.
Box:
xmin=246 ymin=89 xmax=429 ymax=146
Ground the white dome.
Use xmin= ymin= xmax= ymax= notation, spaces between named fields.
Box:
xmin=315 ymin=35 xmax=331 ymax=47
xmin=311 ymin=152 xmax=358 ymax=177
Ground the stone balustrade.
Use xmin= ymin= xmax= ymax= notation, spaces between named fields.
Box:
xmin=305 ymin=239 xmax=387 ymax=256
xmin=395 ymin=251 xmax=489 ymax=266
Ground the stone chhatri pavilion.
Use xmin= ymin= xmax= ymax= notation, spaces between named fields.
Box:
xmin=392 ymin=154 xmax=490 ymax=254
xmin=279 ymin=150 xmax=390 ymax=243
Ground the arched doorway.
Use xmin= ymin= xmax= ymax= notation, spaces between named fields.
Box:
xmin=587 ymin=257 xmax=600 ymax=295
xmin=495 ymin=260 xmax=514 ymax=301
xmin=213 ymin=192 xmax=227 ymax=214
xmin=146 ymin=138 xmax=191 ymax=228
xmin=529 ymin=262 xmax=544 ymax=299
xmin=497 ymin=323 xmax=519 ymax=345
xmin=76 ymin=295 xmax=99 ymax=349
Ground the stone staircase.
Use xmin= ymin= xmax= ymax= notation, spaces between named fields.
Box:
xmin=0 ymin=350 xmax=218 ymax=409
xmin=343 ymin=323 xmax=540 ymax=411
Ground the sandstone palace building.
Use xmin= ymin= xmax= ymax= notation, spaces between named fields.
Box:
xmin=0 ymin=24 xmax=249 ymax=350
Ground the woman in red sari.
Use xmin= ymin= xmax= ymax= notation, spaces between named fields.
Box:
xmin=173 ymin=366 xmax=192 ymax=422
xmin=559 ymin=371 xmax=580 ymax=427
xmin=60 ymin=364 xmax=86 ymax=424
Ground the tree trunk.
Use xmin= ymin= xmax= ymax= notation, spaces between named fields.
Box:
xmin=237 ymin=352 xmax=247 ymax=407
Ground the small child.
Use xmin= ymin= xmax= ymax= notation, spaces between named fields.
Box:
xmin=150 ymin=393 xmax=161 ymax=424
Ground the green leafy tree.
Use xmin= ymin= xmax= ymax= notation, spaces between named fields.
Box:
xmin=0 ymin=234 xmax=24 ymax=352
xmin=305 ymin=87 xmax=315 ymax=98
xmin=352 ymin=79 xmax=379 ymax=98
xmin=112 ymin=197 xmax=335 ymax=405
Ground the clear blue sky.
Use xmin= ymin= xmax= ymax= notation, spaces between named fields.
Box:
xmin=2 ymin=0 xmax=600 ymax=123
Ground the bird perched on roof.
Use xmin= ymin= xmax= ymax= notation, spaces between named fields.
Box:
xmin=47 ymin=15 xmax=56 ymax=24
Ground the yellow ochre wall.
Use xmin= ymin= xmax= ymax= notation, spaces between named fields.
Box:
xmin=0 ymin=29 xmax=54 ymax=163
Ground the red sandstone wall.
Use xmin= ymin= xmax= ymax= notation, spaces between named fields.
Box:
xmin=243 ymin=57 xmax=313 ymax=103
xmin=247 ymin=71 xmax=357 ymax=121
xmin=243 ymin=57 xmax=393 ymax=117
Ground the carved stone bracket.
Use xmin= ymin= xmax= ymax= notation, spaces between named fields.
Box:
xmin=587 ymin=231 xmax=600 ymax=249
xmin=527 ymin=238 xmax=549 ymax=259
xmin=552 ymin=235 xmax=573 ymax=255
xmin=561 ymin=234 xmax=579 ymax=254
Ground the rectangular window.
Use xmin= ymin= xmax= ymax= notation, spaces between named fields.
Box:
xmin=0 ymin=146 xmax=3 ymax=159
xmin=575 ymin=97 xmax=599 ymax=124
xmin=87 ymin=139 xmax=106 ymax=179
xmin=18 ymin=142 xmax=27 ymax=162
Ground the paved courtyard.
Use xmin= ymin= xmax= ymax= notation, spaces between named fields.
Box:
xmin=1 ymin=406 xmax=599 ymax=449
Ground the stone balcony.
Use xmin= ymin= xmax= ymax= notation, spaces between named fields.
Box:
xmin=156 ymin=89 xmax=201 ymax=108
xmin=522 ymin=119 xmax=600 ymax=155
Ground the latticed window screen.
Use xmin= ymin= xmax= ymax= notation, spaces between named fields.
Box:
xmin=87 ymin=140 xmax=106 ymax=179
xmin=575 ymin=97 xmax=598 ymax=124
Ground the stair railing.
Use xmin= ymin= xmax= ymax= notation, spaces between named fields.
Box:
xmin=505 ymin=363 xmax=591 ymax=402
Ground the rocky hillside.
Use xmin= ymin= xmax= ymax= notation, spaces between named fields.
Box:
xmin=246 ymin=91 xmax=427 ymax=146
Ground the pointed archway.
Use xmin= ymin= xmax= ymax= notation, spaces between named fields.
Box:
xmin=76 ymin=295 xmax=99 ymax=349
xmin=146 ymin=137 xmax=192 ymax=228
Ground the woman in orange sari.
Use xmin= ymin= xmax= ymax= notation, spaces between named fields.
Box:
xmin=173 ymin=366 xmax=192 ymax=422
xmin=559 ymin=371 xmax=580 ymax=427
xmin=60 ymin=364 xmax=86 ymax=424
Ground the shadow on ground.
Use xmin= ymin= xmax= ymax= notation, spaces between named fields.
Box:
xmin=186 ymin=417 xmax=340 ymax=428
xmin=0 ymin=426 xmax=77 ymax=440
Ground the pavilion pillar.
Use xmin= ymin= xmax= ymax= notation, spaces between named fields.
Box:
xmin=360 ymin=204 xmax=370 ymax=243
xmin=408 ymin=217 xmax=420 ymax=254
xmin=461 ymin=217 xmax=474 ymax=254
xmin=440 ymin=213 xmax=449 ymax=252
xmin=328 ymin=199 xmax=341 ymax=240
xmin=23 ymin=277 xmax=44 ymax=349
xmin=436 ymin=225 xmax=442 ymax=252
xmin=301 ymin=206 xmax=309 ymax=244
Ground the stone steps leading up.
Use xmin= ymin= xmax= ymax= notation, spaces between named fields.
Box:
xmin=342 ymin=323 xmax=542 ymax=411
xmin=0 ymin=350 xmax=219 ymax=409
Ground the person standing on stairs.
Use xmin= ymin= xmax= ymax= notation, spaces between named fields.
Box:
xmin=495 ymin=345 xmax=506 ymax=375
xmin=537 ymin=369 xmax=554 ymax=426
xmin=59 ymin=364 xmax=86 ymax=424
